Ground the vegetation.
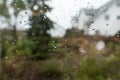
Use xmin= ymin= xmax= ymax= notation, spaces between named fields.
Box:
xmin=26 ymin=0 xmax=56 ymax=59
xmin=0 ymin=0 xmax=56 ymax=59
xmin=0 ymin=0 xmax=120 ymax=80
xmin=0 ymin=37 xmax=120 ymax=80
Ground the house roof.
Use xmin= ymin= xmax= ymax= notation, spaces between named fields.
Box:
xmin=86 ymin=0 xmax=120 ymax=25
xmin=83 ymin=9 xmax=98 ymax=17
xmin=77 ymin=8 xmax=98 ymax=18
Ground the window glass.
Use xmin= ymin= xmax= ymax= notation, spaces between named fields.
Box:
xmin=0 ymin=0 xmax=120 ymax=80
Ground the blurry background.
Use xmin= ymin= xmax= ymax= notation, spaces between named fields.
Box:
xmin=0 ymin=0 xmax=112 ymax=37
xmin=0 ymin=0 xmax=120 ymax=80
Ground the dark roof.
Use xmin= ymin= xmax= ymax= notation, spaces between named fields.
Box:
xmin=84 ymin=9 xmax=98 ymax=17
xmin=78 ymin=8 xmax=98 ymax=17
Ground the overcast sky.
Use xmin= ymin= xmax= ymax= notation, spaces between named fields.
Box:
xmin=46 ymin=0 xmax=110 ymax=36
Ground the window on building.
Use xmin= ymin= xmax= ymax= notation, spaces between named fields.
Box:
xmin=104 ymin=14 xmax=109 ymax=20
xmin=117 ymin=15 xmax=120 ymax=20
xmin=117 ymin=3 xmax=120 ymax=7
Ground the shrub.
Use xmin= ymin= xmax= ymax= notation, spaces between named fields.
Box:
xmin=76 ymin=54 xmax=107 ymax=80
xmin=40 ymin=60 xmax=64 ymax=78
xmin=6 ymin=39 xmax=33 ymax=58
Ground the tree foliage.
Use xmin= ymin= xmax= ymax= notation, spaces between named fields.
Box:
xmin=26 ymin=0 xmax=55 ymax=59
xmin=0 ymin=0 xmax=26 ymax=57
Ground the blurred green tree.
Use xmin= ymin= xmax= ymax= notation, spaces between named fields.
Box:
xmin=26 ymin=0 xmax=55 ymax=59
xmin=0 ymin=0 xmax=26 ymax=40
xmin=0 ymin=0 xmax=26 ymax=57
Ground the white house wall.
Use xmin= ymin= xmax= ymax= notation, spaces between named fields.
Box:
xmin=88 ymin=3 xmax=120 ymax=36
xmin=77 ymin=10 xmax=90 ymax=30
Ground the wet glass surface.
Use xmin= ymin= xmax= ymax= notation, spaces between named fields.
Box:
xmin=0 ymin=0 xmax=120 ymax=80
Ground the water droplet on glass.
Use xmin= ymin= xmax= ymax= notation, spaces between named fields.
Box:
xmin=25 ymin=12 xmax=27 ymax=14
xmin=12 ymin=42 xmax=15 ymax=45
xmin=33 ymin=5 xmax=39 ymax=10
xmin=5 ymin=57 xmax=8 ymax=59
xmin=17 ymin=8 xmax=20 ymax=10
xmin=96 ymin=41 xmax=105 ymax=50
xmin=106 ymin=24 xmax=109 ymax=26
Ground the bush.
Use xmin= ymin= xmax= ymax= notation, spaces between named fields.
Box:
xmin=76 ymin=54 xmax=107 ymax=80
xmin=5 ymin=37 xmax=58 ymax=59
xmin=2 ymin=59 xmax=65 ymax=80
xmin=40 ymin=60 xmax=64 ymax=78
xmin=6 ymin=39 xmax=33 ymax=58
